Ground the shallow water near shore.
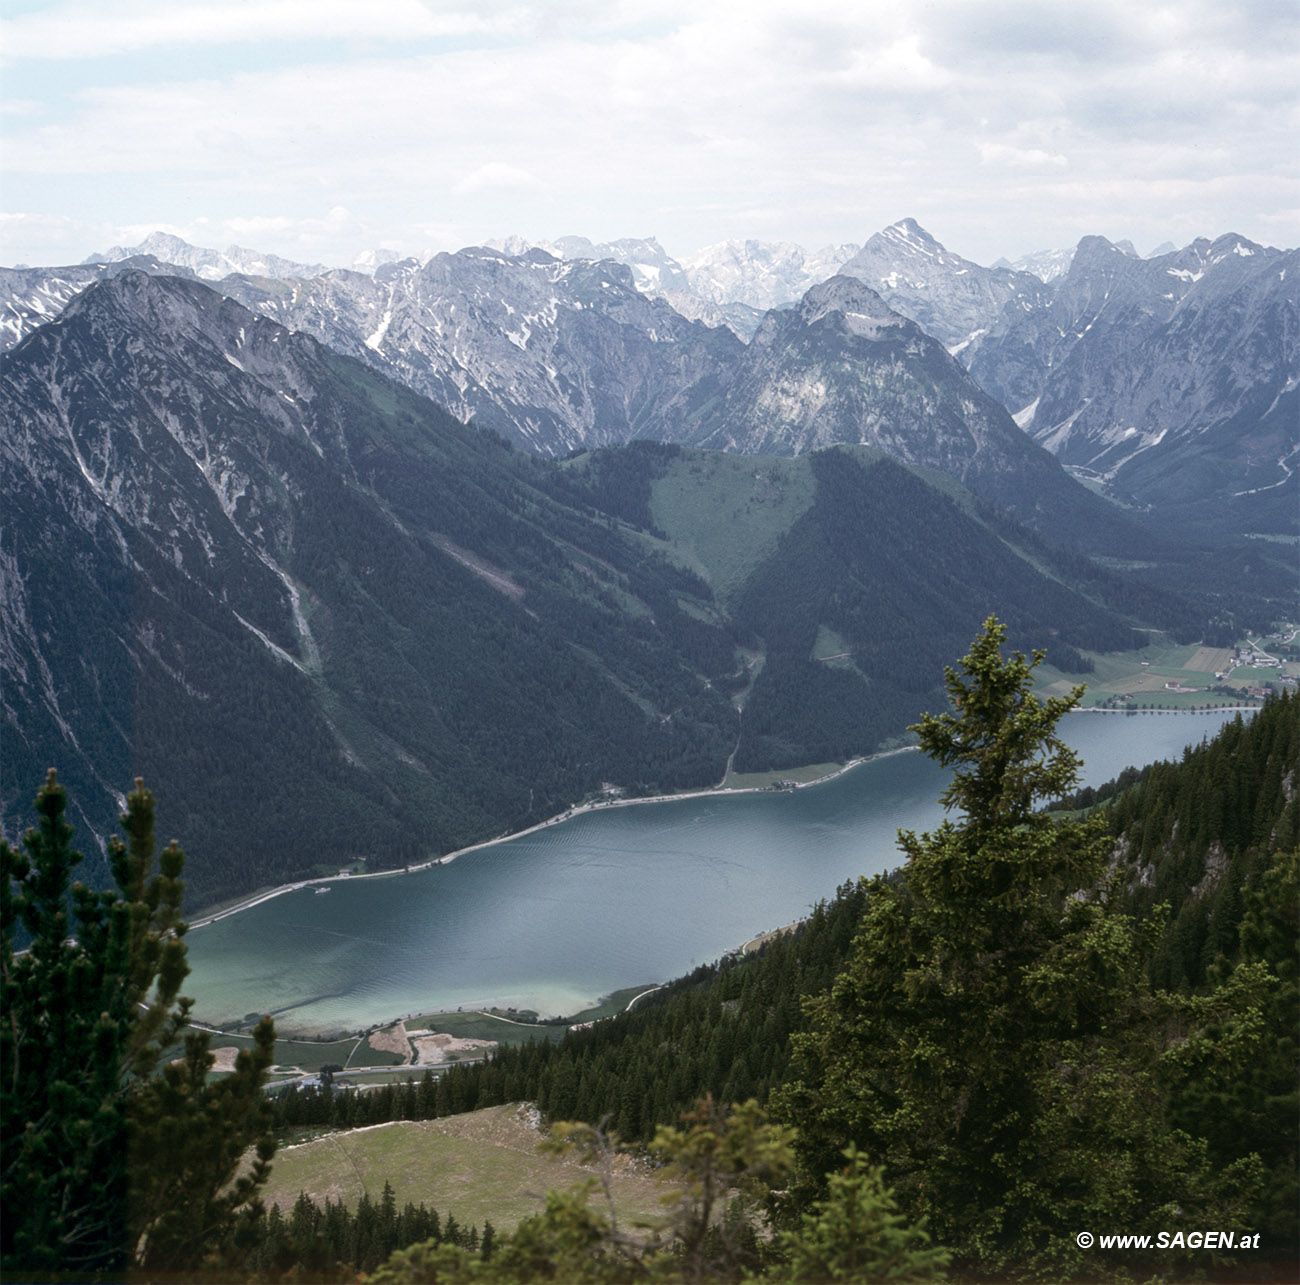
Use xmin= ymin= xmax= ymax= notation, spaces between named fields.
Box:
xmin=183 ymin=710 xmax=1245 ymax=1034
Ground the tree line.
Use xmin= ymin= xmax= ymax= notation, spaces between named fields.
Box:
xmin=302 ymin=636 xmax=1299 ymax=1280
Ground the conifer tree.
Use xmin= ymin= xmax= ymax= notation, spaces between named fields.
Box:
xmin=780 ymin=618 xmax=1261 ymax=1278
xmin=781 ymin=1146 xmax=949 ymax=1282
xmin=0 ymin=771 xmax=275 ymax=1277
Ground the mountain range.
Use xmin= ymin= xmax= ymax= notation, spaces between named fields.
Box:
xmin=835 ymin=218 xmax=1052 ymax=350
xmin=4 ymin=269 xmax=1169 ymax=904
xmin=8 ymin=218 xmax=1293 ymax=537
xmin=215 ymin=247 xmax=741 ymax=457
xmin=3 ymin=218 xmax=1296 ymax=901
xmin=966 ymin=233 xmax=1299 ymax=534
xmin=85 ymin=231 xmax=329 ymax=281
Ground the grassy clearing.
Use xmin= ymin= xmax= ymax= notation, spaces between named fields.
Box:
xmin=722 ymin=761 xmax=851 ymax=790
xmin=405 ymin=987 xmax=661 ymax=1046
xmin=261 ymin=1104 xmax=672 ymax=1231
xmin=199 ymin=1030 xmax=404 ymax=1076
xmin=572 ymin=986 xmax=662 ymax=1021
xmin=650 ymin=453 xmax=815 ymax=607
xmin=811 ymin=625 xmax=855 ymax=666
xmin=344 ymin=1041 xmax=407 ymax=1069
xmin=198 ymin=1029 xmax=362 ymax=1073
xmin=404 ymin=1011 xmax=561 ymax=1045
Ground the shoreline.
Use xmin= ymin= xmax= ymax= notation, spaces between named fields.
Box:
xmin=185 ymin=706 xmax=1258 ymax=1037
xmin=186 ymin=707 xmax=1258 ymax=932
xmin=1069 ymin=704 xmax=1259 ymax=714
xmin=187 ymin=745 xmax=917 ymax=931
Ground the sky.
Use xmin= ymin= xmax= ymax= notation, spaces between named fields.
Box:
xmin=2 ymin=0 xmax=1297 ymax=270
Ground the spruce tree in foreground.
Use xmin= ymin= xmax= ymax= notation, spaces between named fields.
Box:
xmin=0 ymin=771 xmax=276 ymax=1278
xmin=779 ymin=617 xmax=1266 ymax=1279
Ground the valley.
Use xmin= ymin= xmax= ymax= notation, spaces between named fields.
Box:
xmin=5 ymin=3 xmax=1297 ymax=1276
xmin=5 ymin=262 xmax=1223 ymax=909
xmin=3 ymin=222 xmax=1296 ymax=913
xmin=178 ymin=709 xmax=1249 ymax=1037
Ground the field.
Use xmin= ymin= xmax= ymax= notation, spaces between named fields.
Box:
xmin=193 ymin=1030 xmax=407 ymax=1082
xmin=403 ymin=986 xmax=662 ymax=1046
xmin=260 ymin=1103 xmax=673 ymax=1231
xmin=197 ymin=1030 xmax=359 ymax=1073
xmin=1033 ymin=633 xmax=1296 ymax=709
xmin=648 ymin=452 xmax=816 ymax=606
xmin=722 ymin=760 xmax=853 ymax=790
xmin=199 ymin=987 xmax=665 ymax=1085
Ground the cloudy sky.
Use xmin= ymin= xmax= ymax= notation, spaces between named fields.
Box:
xmin=2 ymin=0 xmax=1296 ymax=269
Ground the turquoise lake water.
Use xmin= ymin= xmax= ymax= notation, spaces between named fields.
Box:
xmin=183 ymin=710 xmax=1244 ymax=1033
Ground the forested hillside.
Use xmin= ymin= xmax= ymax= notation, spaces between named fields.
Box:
xmin=1062 ymin=692 xmax=1299 ymax=990
xmin=268 ymin=673 xmax=1298 ymax=1282
xmin=7 ymin=625 xmax=1296 ymax=1281
xmin=4 ymin=276 xmax=1200 ymax=905
xmin=2 ymin=275 xmax=744 ymax=904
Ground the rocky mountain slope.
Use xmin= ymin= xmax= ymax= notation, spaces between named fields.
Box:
xmin=214 ymin=247 xmax=742 ymax=456
xmin=994 ymin=246 xmax=1076 ymax=282
xmin=493 ymin=233 xmax=861 ymax=317
xmin=6 ymin=225 xmax=1294 ymax=550
xmin=1 ymin=255 xmax=200 ymax=351
xmin=197 ymin=254 xmax=1155 ymax=555
xmin=838 ymin=218 xmax=1052 ymax=350
xmin=3 ymin=271 xmax=1163 ymax=903
xmin=490 ymin=234 xmax=691 ymax=296
xmin=680 ymin=239 xmax=862 ymax=312
xmin=966 ymin=233 xmax=1300 ymax=532
xmin=86 ymin=231 xmax=326 ymax=280
xmin=685 ymin=274 xmax=1139 ymax=553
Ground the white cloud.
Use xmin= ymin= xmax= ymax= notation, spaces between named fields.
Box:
xmin=0 ymin=0 xmax=1295 ymax=266
xmin=977 ymin=143 xmax=1068 ymax=169
xmin=452 ymin=163 xmax=540 ymax=197
xmin=0 ymin=0 xmax=514 ymax=60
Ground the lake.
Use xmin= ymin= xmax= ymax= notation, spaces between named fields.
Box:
xmin=183 ymin=710 xmax=1245 ymax=1034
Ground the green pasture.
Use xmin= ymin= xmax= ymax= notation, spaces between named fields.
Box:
xmin=198 ymin=1028 xmax=408 ymax=1074
xmin=260 ymin=1105 xmax=672 ymax=1231
xmin=406 ymin=987 xmax=661 ymax=1046
xmin=344 ymin=1040 xmax=408 ymax=1069
xmin=649 ymin=452 xmax=815 ymax=606
xmin=722 ymin=761 xmax=851 ymax=790
xmin=404 ymin=1011 xmax=562 ymax=1045
xmin=199 ymin=1029 xmax=363 ymax=1074
xmin=1032 ymin=637 xmax=1278 ymax=708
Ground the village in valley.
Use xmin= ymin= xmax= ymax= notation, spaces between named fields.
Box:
xmin=1037 ymin=624 xmax=1299 ymax=712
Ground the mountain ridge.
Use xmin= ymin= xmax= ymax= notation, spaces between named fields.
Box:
xmin=3 ymin=270 xmax=1170 ymax=904
xmin=6 ymin=222 xmax=1295 ymax=551
xmin=966 ymin=232 xmax=1300 ymax=532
